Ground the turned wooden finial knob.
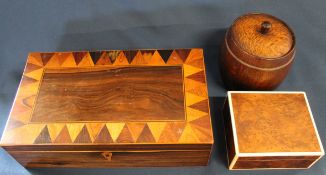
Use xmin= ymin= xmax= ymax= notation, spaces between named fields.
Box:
xmin=260 ymin=21 xmax=272 ymax=34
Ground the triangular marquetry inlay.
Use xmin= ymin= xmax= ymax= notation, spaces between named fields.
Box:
xmin=124 ymin=50 xmax=138 ymax=63
xmin=186 ymin=83 xmax=208 ymax=97
xmin=185 ymin=49 xmax=204 ymax=68
xmin=89 ymin=51 xmax=103 ymax=64
xmin=74 ymin=125 xmax=92 ymax=143
xmin=176 ymin=49 xmax=191 ymax=62
xmin=86 ymin=123 xmax=104 ymax=141
xmin=73 ymin=52 xmax=87 ymax=65
xmin=113 ymin=52 xmax=129 ymax=65
xmin=28 ymin=53 xmax=43 ymax=66
xmin=178 ymin=124 xmax=199 ymax=143
xmin=43 ymin=54 xmax=60 ymax=67
xmin=131 ymin=51 xmax=147 ymax=64
xmin=158 ymin=122 xmax=186 ymax=143
xmin=116 ymin=124 xmax=134 ymax=143
xmin=127 ymin=123 xmax=146 ymax=142
xmin=57 ymin=53 xmax=72 ymax=65
xmin=158 ymin=50 xmax=173 ymax=63
xmin=24 ymin=68 xmax=43 ymax=81
xmin=148 ymin=51 xmax=165 ymax=65
xmin=6 ymin=119 xmax=24 ymax=130
xmin=186 ymin=107 xmax=208 ymax=122
xmin=106 ymin=123 xmax=125 ymax=142
xmin=94 ymin=126 xmax=113 ymax=143
xmin=60 ymin=54 xmax=77 ymax=67
xmin=147 ymin=122 xmax=166 ymax=142
xmin=186 ymin=92 xmax=207 ymax=106
xmin=107 ymin=51 xmax=120 ymax=63
xmin=34 ymin=126 xmax=51 ymax=144
xmin=167 ymin=50 xmax=183 ymax=64
xmin=189 ymin=99 xmax=209 ymax=113
xmin=96 ymin=52 xmax=112 ymax=65
xmin=47 ymin=124 xmax=65 ymax=142
xmin=54 ymin=125 xmax=72 ymax=143
xmin=137 ymin=124 xmax=155 ymax=143
xmin=140 ymin=50 xmax=155 ymax=63
xmin=183 ymin=64 xmax=202 ymax=77
xmin=187 ymin=71 xmax=206 ymax=83
xmin=22 ymin=95 xmax=36 ymax=108
xmin=40 ymin=53 xmax=54 ymax=65
xmin=190 ymin=116 xmax=211 ymax=130
xmin=25 ymin=63 xmax=42 ymax=73
xmin=20 ymin=76 xmax=38 ymax=87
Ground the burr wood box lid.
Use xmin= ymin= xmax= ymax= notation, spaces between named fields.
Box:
xmin=223 ymin=91 xmax=324 ymax=170
xmin=0 ymin=49 xmax=213 ymax=167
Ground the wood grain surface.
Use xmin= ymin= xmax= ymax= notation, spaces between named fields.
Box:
xmin=231 ymin=93 xmax=321 ymax=153
xmin=220 ymin=13 xmax=296 ymax=90
xmin=9 ymin=150 xmax=211 ymax=167
xmin=233 ymin=159 xmax=317 ymax=169
xmin=223 ymin=92 xmax=324 ymax=169
xmin=222 ymin=98 xmax=236 ymax=167
xmin=230 ymin=13 xmax=293 ymax=58
xmin=32 ymin=66 xmax=184 ymax=122
xmin=0 ymin=48 xmax=213 ymax=167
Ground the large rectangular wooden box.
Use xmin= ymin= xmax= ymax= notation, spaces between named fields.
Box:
xmin=0 ymin=48 xmax=213 ymax=167
xmin=223 ymin=91 xmax=324 ymax=170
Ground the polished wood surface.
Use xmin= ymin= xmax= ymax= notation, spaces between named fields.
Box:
xmin=223 ymin=92 xmax=324 ymax=169
xmin=222 ymin=98 xmax=236 ymax=167
xmin=2 ymin=144 xmax=212 ymax=152
xmin=231 ymin=13 xmax=293 ymax=58
xmin=232 ymin=93 xmax=320 ymax=153
xmin=9 ymin=150 xmax=211 ymax=167
xmin=32 ymin=66 xmax=184 ymax=122
xmin=233 ymin=159 xmax=317 ymax=169
xmin=0 ymin=48 xmax=213 ymax=167
xmin=220 ymin=13 xmax=296 ymax=90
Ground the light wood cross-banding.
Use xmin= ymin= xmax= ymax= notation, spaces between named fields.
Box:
xmin=0 ymin=48 xmax=213 ymax=167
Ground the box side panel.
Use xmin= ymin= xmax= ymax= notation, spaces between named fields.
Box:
xmin=8 ymin=150 xmax=211 ymax=167
xmin=233 ymin=156 xmax=320 ymax=169
xmin=238 ymin=156 xmax=320 ymax=161
xmin=1 ymin=144 xmax=212 ymax=152
xmin=222 ymin=97 xmax=236 ymax=168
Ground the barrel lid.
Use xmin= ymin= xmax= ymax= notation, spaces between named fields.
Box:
xmin=230 ymin=13 xmax=295 ymax=59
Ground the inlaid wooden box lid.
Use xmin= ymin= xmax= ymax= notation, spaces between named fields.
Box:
xmin=224 ymin=91 xmax=324 ymax=169
xmin=0 ymin=48 xmax=213 ymax=151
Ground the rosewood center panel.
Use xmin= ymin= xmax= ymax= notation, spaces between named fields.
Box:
xmin=31 ymin=66 xmax=185 ymax=122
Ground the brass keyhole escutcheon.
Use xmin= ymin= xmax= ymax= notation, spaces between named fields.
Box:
xmin=102 ymin=152 xmax=113 ymax=161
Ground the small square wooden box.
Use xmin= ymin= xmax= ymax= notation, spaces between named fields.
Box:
xmin=223 ymin=91 xmax=324 ymax=170
xmin=0 ymin=48 xmax=213 ymax=167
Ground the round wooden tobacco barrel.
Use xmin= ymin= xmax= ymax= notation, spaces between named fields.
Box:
xmin=220 ymin=13 xmax=296 ymax=90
